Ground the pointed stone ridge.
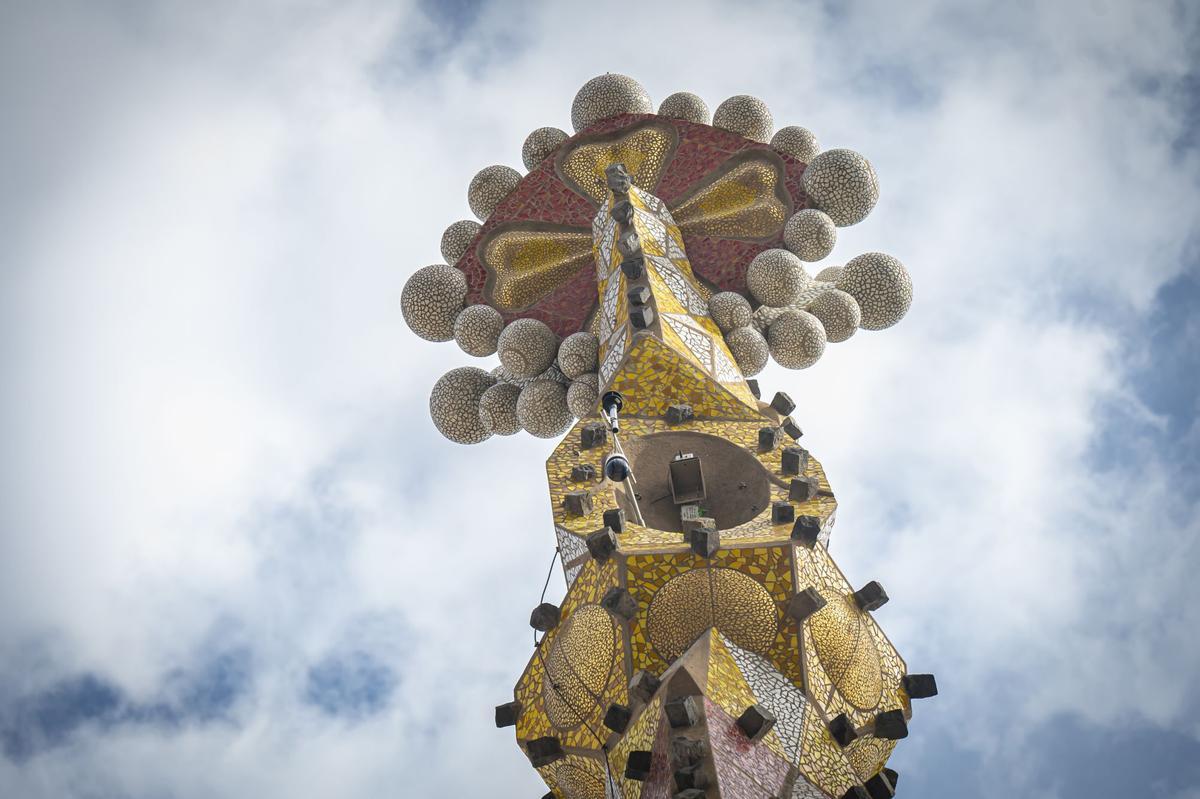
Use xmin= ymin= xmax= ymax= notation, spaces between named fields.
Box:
xmin=593 ymin=168 xmax=759 ymax=420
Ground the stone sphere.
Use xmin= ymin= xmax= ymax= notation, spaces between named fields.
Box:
xmin=783 ymin=209 xmax=837 ymax=262
xmin=498 ymin=317 xmax=558 ymax=378
xmin=401 ymin=264 xmax=467 ymax=342
xmin=724 ymin=326 xmax=769 ymax=377
xmin=429 ymin=366 xmax=496 ymax=444
xmin=746 ymin=249 xmax=810 ymax=307
xmin=658 ymin=92 xmax=710 ymax=124
xmin=802 ymin=148 xmax=879 ymax=226
xmin=478 ymin=382 xmax=521 ymax=436
xmin=807 ymin=288 xmax=861 ymax=343
xmin=816 ymin=265 xmax=844 ymax=283
xmin=557 ymin=331 xmax=600 ymax=379
xmin=707 ymin=291 xmax=753 ymax=333
xmin=751 ymin=303 xmax=786 ymax=335
xmin=771 ymin=126 xmax=820 ymax=163
xmin=518 ymin=380 xmax=573 ymax=438
xmin=453 ymin=304 xmax=504 ymax=357
xmin=767 ymin=309 xmax=827 ymax=369
xmin=571 ymin=73 xmax=653 ymax=133
xmin=439 ymin=219 xmax=481 ymax=265
xmin=712 ymin=95 xmax=773 ymax=143
xmin=468 ymin=164 xmax=522 ymax=221
xmin=837 ymin=252 xmax=913 ymax=330
xmin=522 ymin=126 xmax=569 ymax=171
xmin=567 ymin=372 xmax=599 ymax=418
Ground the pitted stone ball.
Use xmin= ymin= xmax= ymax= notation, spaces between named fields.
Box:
xmin=802 ymin=148 xmax=879 ymax=226
xmin=468 ymin=164 xmax=522 ymax=221
xmin=478 ymin=381 xmax=521 ymax=436
xmin=453 ymin=304 xmax=504 ymax=357
xmin=783 ymin=209 xmax=837 ymax=262
xmin=571 ymin=74 xmax=653 ymax=133
xmin=807 ymin=288 xmax=861 ymax=343
xmin=837 ymin=252 xmax=913 ymax=330
xmin=724 ymin=326 xmax=769 ymax=376
xmin=712 ymin=95 xmax=773 ymax=143
xmin=746 ymin=248 xmax=810 ymax=307
xmin=751 ymin=303 xmax=786 ymax=335
xmin=497 ymin=317 xmax=558 ymax=378
xmin=557 ymin=331 xmax=600 ymax=379
xmin=767 ymin=309 xmax=827 ymax=369
xmin=771 ymin=126 xmax=820 ymax=163
xmin=518 ymin=380 xmax=573 ymax=438
xmin=567 ymin=372 xmax=599 ymax=418
xmin=439 ymin=219 xmax=481 ymax=265
xmin=401 ymin=264 xmax=468 ymax=342
xmin=429 ymin=366 xmax=496 ymax=444
xmin=816 ymin=265 xmax=844 ymax=283
xmin=522 ymin=126 xmax=569 ymax=171
xmin=708 ymin=291 xmax=753 ymax=333
xmin=658 ymin=92 xmax=710 ymax=124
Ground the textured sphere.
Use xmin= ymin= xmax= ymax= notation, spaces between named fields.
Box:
xmin=571 ymin=74 xmax=653 ymax=133
xmin=468 ymin=164 xmax=522 ymax=221
xmin=751 ymin=303 xmax=786 ymax=335
xmin=658 ymin=92 xmax=710 ymax=124
xmin=517 ymin=380 xmax=573 ymax=438
xmin=497 ymin=318 xmax=558 ymax=378
xmin=401 ymin=264 xmax=467 ymax=342
xmin=802 ymin=148 xmax=879 ymax=226
xmin=429 ymin=366 xmax=496 ymax=444
xmin=838 ymin=252 xmax=913 ymax=330
xmin=566 ymin=372 xmax=599 ymax=418
xmin=807 ymin=288 xmax=861 ymax=343
xmin=478 ymin=382 xmax=521 ymax=436
xmin=712 ymin=95 xmax=773 ymax=143
xmin=768 ymin=309 xmax=827 ymax=369
xmin=724 ymin=326 xmax=769 ymax=376
xmin=522 ymin=126 xmax=569 ymax=171
xmin=783 ymin=209 xmax=837 ymax=262
xmin=816 ymin=265 xmax=844 ymax=283
xmin=746 ymin=248 xmax=810 ymax=307
xmin=439 ymin=219 xmax=481 ymax=265
xmin=453 ymin=304 xmax=504 ymax=357
xmin=707 ymin=292 xmax=753 ymax=333
xmin=771 ymin=126 xmax=820 ymax=163
xmin=557 ymin=331 xmax=600 ymax=379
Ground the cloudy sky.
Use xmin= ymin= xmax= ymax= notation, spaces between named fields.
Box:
xmin=1 ymin=0 xmax=1198 ymax=797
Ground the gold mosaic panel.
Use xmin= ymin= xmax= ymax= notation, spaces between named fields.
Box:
xmin=672 ymin=150 xmax=792 ymax=241
xmin=482 ymin=226 xmax=594 ymax=311
xmin=646 ymin=568 xmax=778 ymax=661
xmin=537 ymin=753 xmax=609 ymax=799
xmin=845 ymin=736 xmax=897 ymax=782
xmin=558 ymin=122 xmax=677 ymax=205
xmin=606 ymin=694 xmax=663 ymax=799
xmin=798 ymin=701 xmax=862 ymax=798
xmin=607 ymin=335 xmax=760 ymax=420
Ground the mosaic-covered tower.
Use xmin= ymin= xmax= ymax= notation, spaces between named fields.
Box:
xmin=402 ymin=74 xmax=933 ymax=799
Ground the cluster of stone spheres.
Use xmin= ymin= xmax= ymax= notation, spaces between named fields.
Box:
xmin=401 ymin=73 xmax=913 ymax=445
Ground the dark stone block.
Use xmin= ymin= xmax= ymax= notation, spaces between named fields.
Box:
xmin=839 ymin=788 xmax=870 ymax=799
xmin=625 ymin=750 xmax=653 ymax=781
xmin=852 ymin=581 xmax=889 ymax=612
xmin=494 ymin=700 xmax=522 ymax=727
xmin=790 ymin=476 xmax=820 ymax=501
xmin=791 ymin=515 xmax=822 ymax=547
xmin=746 ymin=378 xmax=760 ymax=399
xmin=617 ymin=229 xmax=641 ymax=257
xmin=874 ymin=709 xmax=908 ymax=740
xmin=771 ymin=501 xmax=795 ymax=525
xmin=736 ymin=703 xmax=777 ymax=742
xmin=629 ymin=670 xmax=661 ymax=703
xmin=604 ymin=702 xmax=633 ymax=733
xmin=670 ymin=735 xmax=707 ymax=765
xmin=784 ymin=587 xmax=827 ymax=623
xmin=631 ymin=305 xmax=655 ymax=329
xmin=688 ymin=526 xmax=719 ymax=559
xmin=758 ymin=426 xmax=780 ymax=451
xmin=781 ymin=416 xmax=803 ymax=440
xmin=903 ymin=673 xmax=938 ymax=699
xmin=665 ymin=696 xmax=699 ymax=728
xmin=529 ymin=602 xmax=561 ymax=632
xmin=571 ymin=463 xmax=596 ymax=482
xmin=627 ymin=285 xmax=651 ymax=306
xmin=526 ymin=736 xmax=564 ymax=767
xmin=586 ymin=527 xmax=617 ymax=562
xmin=883 ymin=768 xmax=899 ymax=789
xmin=770 ymin=391 xmax=796 ymax=416
xmin=864 ymin=770 xmax=897 ymax=799
xmin=563 ymin=490 xmax=593 ymax=517
xmin=601 ymin=587 xmax=638 ymax=621
xmin=621 ymin=256 xmax=645 ymax=280
xmin=611 ymin=200 xmax=634 ymax=225
xmin=781 ymin=446 xmax=809 ymax=475
xmin=666 ymin=404 xmax=694 ymax=424
xmin=603 ymin=507 xmax=626 ymax=534
xmin=674 ymin=763 xmax=709 ymax=790
xmin=581 ymin=423 xmax=608 ymax=450
xmin=828 ymin=713 xmax=858 ymax=747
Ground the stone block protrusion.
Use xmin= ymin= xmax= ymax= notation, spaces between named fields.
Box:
xmin=601 ymin=587 xmax=639 ymax=621
xmin=903 ymin=673 xmax=939 ymax=699
xmin=791 ymin=515 xmax=822 ymax=547
xmin=873 ymin=709 xmax=908 ymax=740
xmin=665 ymin=696 xmax=699 ymax=728
xmin=563 ymin=490 xmax=593 ymax=517
xmin=611 ymin=200 xmax=634 ymax=225
xmin=629 ymin=670 xmax=661 ymax=703
xmin=604 ymin=702 xmax=633 ymax=733
xmin=622 ymin=256 xmax=646 ymax=280
xmin=670 ymin=735 xmax=707 ymax=765
xmin=628 ymin=285 xmax=651 ymax=306
xmin=586 ymin=527 xmax=617 ymax=562
xmin=852 ymin=581 xmax=889 ymax=611
xmin=781 ymin=416 xmax=803 ymax=440
xmin=631 ymin=305 xmax=656 ymax=329
xmin=790 ymin=476 xmax=820 ymax=502
xmin=581 ymin=422 xmax=608 ymax=450
xmin=758 ymin=426 xmax=781 ymax=452
xmin=571 ymin=464 xmax=596 ymax=482
xmin=526 ymin=736 xmax=565 ymax=767
xmin=746 ymin=378 xmax=761 ymax=399
xmin=770 ymin=391 xmax=796 ymax=416
xmin=883 ymin=769 xmax=899 ymax=790
xmin=617 ymin=229 xmax=641 ymax=258
xmin=785 ymin=587 xmax=827 ymax=623
xmin=494 ymin=700 xmax=522 ymax=728
xmin=771 ymin=500 xmax=795 ymax=525
xmin=603 ymin=507 xmax=626 ymax=534
xmin=839 ymin=788 xmax=870 ymax=799
xmin=529 ymin=602 xmax=561 ymax=632
xmin=864 ymin=770 xmax=896 ymax=799
xmin=736 ymin=703 xmax=777 ymax=742
xmin=781 ymin=446 xmax=809 ymax=475
xmin=625 ymin=751 xmax=653 ymax=781
xmin=828 ymin=713 xmax=859 ymax=747
xmin=666 ymin=403 xmax=694 ymax=424
xmin=688 ymin=526 xmax=719 ymax=559
xmin=674 ymin=763 xmax=709 ymax=791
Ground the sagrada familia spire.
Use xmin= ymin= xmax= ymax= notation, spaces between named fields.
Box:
xmin=401 ymin=73 xmax=935 ymax=799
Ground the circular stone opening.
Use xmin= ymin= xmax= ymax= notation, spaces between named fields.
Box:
xmin=618 ymin=431 xmax=772 ymax=533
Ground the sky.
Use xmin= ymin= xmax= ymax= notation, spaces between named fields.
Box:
xmin=0 ymin=0 xmax=1198 ymax=797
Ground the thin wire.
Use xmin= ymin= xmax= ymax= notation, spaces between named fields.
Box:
xmin=533 ymin=546 xmax=561 ymax=648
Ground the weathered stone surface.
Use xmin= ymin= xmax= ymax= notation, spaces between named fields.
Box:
xmin=770 ymin=391 xmax=796 ymax=415
xmin=625 ymin=750 xmax=653 ymax=781
xmin=604 ymin=702 xmax=633 ymax=733
xmin=736 ymin=703 xmax=777 ymax=742
xmin=665 ymin=696 xmax=699 ymax=728
xmin=864 ymin=770 xmax=897 ymax=799
xmin=631 ymin=305 xmax=655 ymax=329
xmin=629 ymin=670 xmax=661 ymax=703
xmin=771 ymin=500 xmax=794 ymax=524
xmin=628 ymin=285 xmax=651 ymax=306
xmin=581 ymin=422 xmax=608 ymax=449
xmin=529 ymin=603 xmax=561 ymax=632
xmin=781 ymin=446 xmax=809 ymax=475
xmin=674 ymin=763 xmax=709 ymax=790
xmin=853 ymin=580 xmax=889 ymax=611
xmin=791 ymin=515 xmax=822 ymax=547
xmin=758 ymin=426 xmax=781 ymax=451
xmin=781 ymin=416 xmax=803 ymax=440
xmin=601 ymin=587 xmax=638 ymax=621
xmin=586 ymin=527 xmax=617 ymax=562
xmin=790 ymin=476 xmax=820 ymax=501
xmin=622 ymin=256 xmax=645 ymax=280
xmin=526 ymin=736 xmax=565 ymax=767
xmin=903 ymin=673 xmax=938 ymax=699
xmin=571 ymin=463 xmax=596 ymax=482
xmin=603 ymin=507 xmax=626 ymax=534
xmin=828 ymin=713 xmax=859 ymax=747
xmin=671 ymin=735 xmax=707 ymax=765
xmin=688 ymin=526 xmax=719 ymax=559
xmin=785 ymin=587 xmax=827 ymax=622
xmin=563 ymin=490 xmax=593 ymax=517
xmin=874 ymin=709 xmax=908 ymax=740
xmin=666 ymin=403 xmax=694 ymax=424
xmin=745 ymin=378 xmax=760 ymax=399
xmin=494 ymin=700 xmax=522 ymax=728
